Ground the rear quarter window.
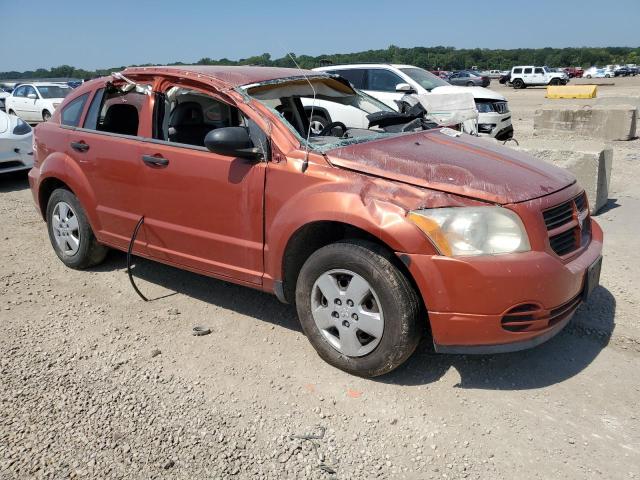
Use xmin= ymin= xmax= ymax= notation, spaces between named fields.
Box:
xmin=61 ymin=93 xmax=89 ymax=127
xmin=513 ymin=68 xmax=522 ymax=74
xmin=329 ymin=69 xmax=367 ymax=89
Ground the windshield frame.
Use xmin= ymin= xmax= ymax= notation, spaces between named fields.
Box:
xmin=240 ymin=74 xmax=405 ymax=153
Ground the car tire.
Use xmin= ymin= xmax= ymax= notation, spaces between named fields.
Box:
xmin=42 ymin=110 xmax=52 ymax=122
xmin=466 ymin=81 xmax=474 ymax=87
xmin=8 ymin=109 xmax=15 ymax=116
xmin=46 ymin=188 xmax=108 ymax=269
xmin=309 ymin=114 xmax=329 ymax=135
xmin=550 ymin=78 xmax=561 ymax=86
xmin=295 ymin=240 xmax=421 ymax=377
xmin=586 ymin=75 xmax=592 ymax=79
xmin=513 ymin=79 xmax=525 ymax=89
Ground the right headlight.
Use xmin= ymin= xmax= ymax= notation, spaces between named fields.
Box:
xmin=408 ymin=206 xmax=531 ymax=256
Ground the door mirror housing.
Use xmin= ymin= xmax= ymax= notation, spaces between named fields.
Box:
xmin=204 ymin=127 xmax=263 ymax=160
xmin=27 ymin=93 xmax=37 ymax=100
xmin=395 ymin=83 xmax=415 ymax=93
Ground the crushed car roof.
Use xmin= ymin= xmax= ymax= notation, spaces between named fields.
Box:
xmin=122 ymin=65 xmax=319 ymax=88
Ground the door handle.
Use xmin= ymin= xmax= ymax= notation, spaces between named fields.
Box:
xmin=70 ymin=141 xmax=90 ymax=152
xmin=142 ymin=154 xmax=169 ymax=168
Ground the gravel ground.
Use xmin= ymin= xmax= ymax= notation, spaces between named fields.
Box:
xmin=1 ymin=77 xmax=640 ymax=479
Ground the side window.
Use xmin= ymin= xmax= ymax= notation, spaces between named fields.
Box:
xmin=524 ymin=68 xmax=533 ymax=74
xmin=366 ymin=69 xmax=404 ymax=92
xmin=13 ymin=86 xmax=26 ymax=97
xmin=61 ymin=93 xmax=89 ymax=127
xmin=154 ymin=86 xmax=244 ymax=148
xmin=513 ymin=68 xmax=522 ymax=74
xmin=534 ymin=68 xmax=544 ymax=74
xmin=330 ymin=69 xmax=366 ymax=89
xmin=25 ymin=86 xmax=37 ymax=98
xmin=82 ymin=85 xmax=148 ymax=136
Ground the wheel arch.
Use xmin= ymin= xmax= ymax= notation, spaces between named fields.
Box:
xmin=278 ymin=220 xmax=427 ymax=312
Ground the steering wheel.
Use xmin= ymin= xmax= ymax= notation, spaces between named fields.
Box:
xmin=318 ymin=121 xmax=347 ymax=137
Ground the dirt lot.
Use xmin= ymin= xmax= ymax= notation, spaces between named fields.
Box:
xmin=1 ymin=77 xmax=640 ymax=480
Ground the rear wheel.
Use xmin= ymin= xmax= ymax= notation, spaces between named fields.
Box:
xmin=8 ymin=109 xmax=15 ymax=115
xmin=513 ymin=78 xmax=525 ymax=89
xmin=586 ymin=74 xmax=592 ymax=79
xmin=46 ymin=189 xmax=108 ymax=269
xmin=295 ymin=240 xmax=421 ymax=377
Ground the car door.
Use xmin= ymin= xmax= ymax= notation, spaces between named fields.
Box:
xmin=66 ymin=84 xmax=150 ymax=250
xmin=532 ymin=67 xmax=545 ymax=85
xmin=138 ymin=82 xmax=266 ymax=285
xmin=23 ymin=86 xmax=40 ymax=121
xmin=361 ymin=68 xmax=406 ymax=110
xmin=9 ymin=86 xmax=27 ymax=117
xmin=522 ymin=67 xmax=534 ymax=85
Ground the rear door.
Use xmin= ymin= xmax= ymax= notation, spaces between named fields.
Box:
xmin=532 ymin=67 xmax=546 ymax=85
xmin=9 ymin=86 xmax=28 ymax=117
xmin=137 ymin=81 xmax=266 ymax=284
xmin=522 ymin=67 xmax=534 ymax=85
xmin=65 ymin=83 xmax=151 ymax=250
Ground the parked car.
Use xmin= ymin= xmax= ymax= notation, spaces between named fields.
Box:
xmin=563 ymin=67 xmax=584 ymax=78
xmin=509 ymin=66 xmax=568 ymax=88
xmin=499 ymin=72 xmax=511 ymax=84
xmin=482 ymin=69 xmax=507 ymax=79
xmin=29 ymin=66 xmax=603 ymax=377
xmin=447 ymin=70 xmax=491 ymax=87
xmin=0 ymin=87 xmax=12 ymax=111
xmin=5 ymin=83 xmax=72 ymax=122
xmin=429 ymin=70 xmax=450 ymax=80
xmin=313 ymin=64 xmax=513 ymax=140
xmin=583 ymin=67 xmax=611 ymax=79
xmin=0 ymin=109 xmax=33 ymax=174
xmin=614 ymin=66 xmax=631 ymax=77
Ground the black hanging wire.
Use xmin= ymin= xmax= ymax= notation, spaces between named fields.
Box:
xmin=127 ymin=216 xmax=148 ymax=301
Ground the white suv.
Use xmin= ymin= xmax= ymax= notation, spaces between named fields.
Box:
xmin=311 ymin=64 xmax=513 ymax=140
xmin=509 ymin=66 xmax=568 ymax=89
xmin=5 ymin=83 xmax=72 ymax=122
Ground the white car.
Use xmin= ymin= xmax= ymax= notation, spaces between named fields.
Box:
xmin=0 ymin=87 xmax=11 ymax=111
xmin=311 ymin=64 xmax=513 ymax=140
xmin=5 ymin=83 xmax=72 ymax=123
xmin=0 ymin=110 xmax=33 ymax=173
xmin=583 ymin=67 xmax=608 ymax=79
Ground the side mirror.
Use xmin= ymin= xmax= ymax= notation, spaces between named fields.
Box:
xmin=204 ymin=127 xmax=263 ymax=160
xmin=27 ymin=93 xmax=37 ymax=100
xmin=395 ymin=83 xmax=415 ymax=93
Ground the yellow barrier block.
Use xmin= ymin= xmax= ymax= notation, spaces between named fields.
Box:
xmin=546 ymin=85 xmax=598 ymax=99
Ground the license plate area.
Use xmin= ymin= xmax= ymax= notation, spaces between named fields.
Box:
xmin=583 ymin=255 xmax=602 ymax=302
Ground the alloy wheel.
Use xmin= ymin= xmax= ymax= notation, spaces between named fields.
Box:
xmin=52 ymin=201 xmax=81 ymax=255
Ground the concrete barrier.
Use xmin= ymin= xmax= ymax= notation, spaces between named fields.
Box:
xmin=546 ymin=85 xmax=597 ymax=99
xmin=533 ymin=105 xmax=637 ymax=141
xmin=502 ymin=140 xmax=613 ymax=214
xmin=595 ymin=96 xmax=640 ymax=117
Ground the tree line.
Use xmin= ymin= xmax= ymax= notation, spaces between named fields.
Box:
xmin=2 ymin=45 xmax=639 ymax=80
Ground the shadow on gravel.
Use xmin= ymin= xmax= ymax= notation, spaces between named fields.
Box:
xmin=0 ymin=170 xmax=29 ymax=192
xmin=95 ymin=251 xmax=302 ymax=333
xmin=382 ymin=286 xmax=616 ymax=390
xmin=91 ymin=251 xmax=616 ymax=390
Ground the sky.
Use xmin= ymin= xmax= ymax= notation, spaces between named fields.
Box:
xmin=1 ymin=0 xmax=639 ymax=72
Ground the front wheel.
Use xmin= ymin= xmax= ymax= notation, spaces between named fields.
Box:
xmin=42 ymin=110 xmax=52 ymax=122
xmin=295 ymin=240 xmax=421 ymax=377
xmin=513 ymin=79 xmax=525 ymax=89
xmin=309 ymin=115 xmax=329 ymax=135
xmin=46 ymin=189 xmax=108 ymax=269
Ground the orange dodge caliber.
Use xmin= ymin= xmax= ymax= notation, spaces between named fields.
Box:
xmin=29 ymin=66 xmax=603 ymax=377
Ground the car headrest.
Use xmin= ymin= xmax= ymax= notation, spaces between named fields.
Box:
xmin=170 ymin=102 xmax=204 ymax=126
xmin=102 ymin=104 xmax=138 ymax=136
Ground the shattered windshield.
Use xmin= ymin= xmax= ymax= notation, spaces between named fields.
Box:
xmin=399 ymin=68 xmax=449 ymax=91
xmin=243 ymin=75 xmax=423 ymax=152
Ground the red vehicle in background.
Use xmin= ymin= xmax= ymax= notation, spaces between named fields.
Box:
xmin=429 ymin=70 xmax=450 ymax=80
xmin=564 ymin=67 xmax=584 ymax=78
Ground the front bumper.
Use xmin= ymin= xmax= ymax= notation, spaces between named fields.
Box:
xmin=402 ymin=218 xmax=603 ymax=354
xmin=477 ymin=111 xmax=513 ymax=139
xmin=0 ymin=133 xmax=33 ymax=173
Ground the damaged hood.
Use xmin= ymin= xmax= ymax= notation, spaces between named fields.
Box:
xmin=324 ymin=130 xmax=575 ymax=204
